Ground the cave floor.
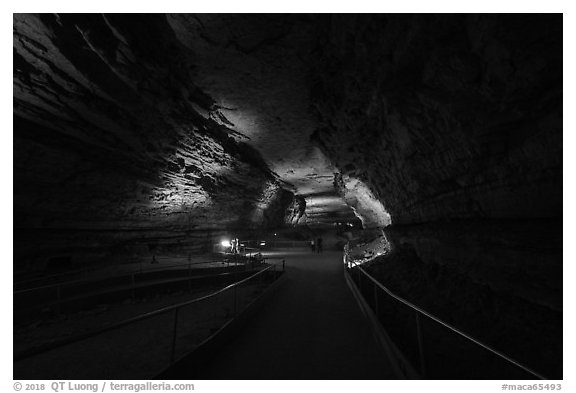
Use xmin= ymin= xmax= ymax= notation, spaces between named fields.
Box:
xmin=14 ymin=279 xmax=268 ymax=379
xmin=164 ymin=249 xmax=397 ymax=379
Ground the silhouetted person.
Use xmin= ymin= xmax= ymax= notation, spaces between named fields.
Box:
xmin=231 ymin=238 xmax=239 ymax=254
xmin=310 ymin=239 xmax=315 ymax=253
xmin=316 ymin=237 xmax=323 ymax=254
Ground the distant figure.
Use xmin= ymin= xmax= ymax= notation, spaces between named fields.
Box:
xmin=151 ymin=255 xmax=158 ymax=264
xmin=310 ymin=239 xmax=315 ymax=253
xmin=230 ymin=238 xmax=239 ymax=254
xmin=316 ymin=237 xmax=323 ymax=254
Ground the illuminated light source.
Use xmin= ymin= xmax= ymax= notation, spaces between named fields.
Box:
xmin=260 ymin=241 xmax=266 ymax=246
xmin=221 ymin=240 xmax=231 ymax=248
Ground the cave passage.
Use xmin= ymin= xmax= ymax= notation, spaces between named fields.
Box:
xmin=161 ymin=248 xmax=397 ymax=380
xmin=13 ymin=13 xmax=562 ymax=381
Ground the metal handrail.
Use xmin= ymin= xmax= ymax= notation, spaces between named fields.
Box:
xmin=16 ymin=269 xmax=260 ymax=311
xmin=348 ymin=259 xmax=547 ymax=380
xmin=14 ymin=258 xmax=231 ymax=294
xmin=14 ymin=255 xmax=224 ymax=287
xmin=14 ymin=265 xmax=99 ymax=286
xmin=15 ymin=261 xmax=282 ymax=362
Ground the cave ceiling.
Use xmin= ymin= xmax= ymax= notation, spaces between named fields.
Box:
xmin=13 ymin=14 xmax=562 ymax=232
xmin=13 ymin=14 xmax=358 ymax=230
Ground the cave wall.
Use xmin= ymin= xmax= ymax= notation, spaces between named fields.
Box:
xmin=13 ymin=14 xmax=563 ymax=369
xmin=13 ymin=14 xmax=296 ymax=271
xmin=366 ymin=220 xmax=562 ymax=378
xmin=311 ymin=14 xmax=561 ymax=224
xmin=310 ymin=14 xmax=562 ymax=296
xmin=310 ymin=14 xmax=562 ymax=376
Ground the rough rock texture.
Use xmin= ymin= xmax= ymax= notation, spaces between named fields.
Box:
xmin=284 ymin=195 xmax=307 ymax=226
xmin=13 ymin=14 xmax=300 ymax=270
xmin=334 ymin=173 xmax=391 ymax=228
xmin=309 ymin=14 xmax=562 ymax=377
xmin=366 ymin=219 xmax=562 ymax=378
xmin=165 ymin=14 xmax=359 ymax=226
xmin=311 ymin=14 xmax=561 ymax=224
xmin=14 ymin=13 xmax=562 ymax=377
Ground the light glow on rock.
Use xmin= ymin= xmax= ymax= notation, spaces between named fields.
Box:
xmin=341 ymin=175 xmax=392 ymax=228
xmin=346 ymin=230 xmax=392 ymax=266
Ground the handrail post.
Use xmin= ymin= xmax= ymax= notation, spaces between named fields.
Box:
xmin=16 ymin=264 xmax=286 ymax=364
xmin=351 ymin=263 xmax=546 ymax=380
xmin=170 ymin=308 xmax=180 ymax=364
xmin=373 ymin=283 xmax=379 ymax=317
xmin=233 ymin=284 xmax=238 ymax=316
xmin=415 ymin=311 xmax=426 ymax=377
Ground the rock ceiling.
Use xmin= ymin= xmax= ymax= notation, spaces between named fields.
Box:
xmin=14 ymin=13 xmax=561 ymax=235
xmin=13 ymin=14 xmax=373 ymax=233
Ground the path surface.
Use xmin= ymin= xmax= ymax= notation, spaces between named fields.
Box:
xmin=164 ymin=249 xmax=397 ymax=379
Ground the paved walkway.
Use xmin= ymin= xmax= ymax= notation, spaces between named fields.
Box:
xmin=164 ymin=249 xmax=397 ymax=379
